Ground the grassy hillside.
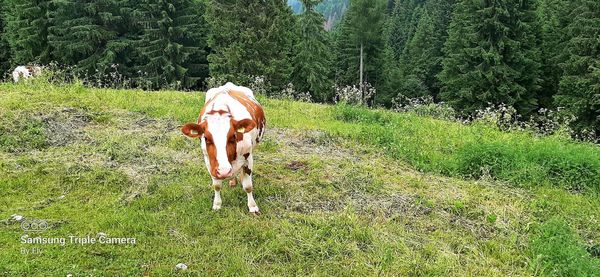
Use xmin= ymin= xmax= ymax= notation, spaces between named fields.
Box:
xmin=1 ymin=82 xmax=599 ymax=275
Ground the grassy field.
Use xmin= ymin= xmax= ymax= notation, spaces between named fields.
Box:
xmin=1 ymin=81 xmax=599 ymax=276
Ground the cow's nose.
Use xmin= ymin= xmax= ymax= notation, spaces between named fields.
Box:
xmin=217 ymin=167 xmax=233 ymax=178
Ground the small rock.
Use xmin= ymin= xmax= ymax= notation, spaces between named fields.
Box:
xmin=58 ymin=195 xmax=66 ymax=199
xmin=66 ymin=274 xmax=73 ymax=277
xmin=175 ymin=263 xmax=188 ymax=270
xmin=11 ymin=214 xmax=24 ymax=222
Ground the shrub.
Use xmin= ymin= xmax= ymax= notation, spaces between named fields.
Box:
xmin=456 ymin=141 xmax=519 ymax=180
xmin=333 ymin=83 xmax=375 ymax=106
xmin=333 ymin=104 xmax=391 ymax=125
xmin=391 ymin=95 xmax=456 ymax=121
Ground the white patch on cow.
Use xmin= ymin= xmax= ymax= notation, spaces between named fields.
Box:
xmin=212 ymin=179 xmax=222 ymax=210
xmin=205 ymin=82 xmax=256 ymax=104
xmin=205 ymin=112 xmax=233 ymax=174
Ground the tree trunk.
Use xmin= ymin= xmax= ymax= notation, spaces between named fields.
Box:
xmin=359 ymin=43 xmax=364 ymax=104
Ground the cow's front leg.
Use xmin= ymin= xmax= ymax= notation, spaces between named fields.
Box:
xmin=241 ymin=155 xmax=259 ymax=215
xmin=212 ymin=178 xmax=223 ymax=211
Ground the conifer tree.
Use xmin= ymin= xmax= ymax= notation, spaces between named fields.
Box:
xmin=537 ymin=0 xmax=570 ymax=109
xmin=439 ymin=0 xmax=541 ymax=115
xmin=50 ymin=0 xmax=138 ymax=79
xmin=555 ymin=0 xmax=599 ymax=134
xmin=135 ymin=0 xmax=208 ymax=89
xmin=386 ymin=0 xmax=422 ymax=61
xmin=0 ymin=0 xmax=12 ymax=76
xmin=333 ymin=0 xmax=386 ymax=105
xmin=396 ymin=0 xmax=455 ymax=100
xmin=292 ymin=0 xmax=333 ymax=102
xmin=4 ymin=0 xmax=53 ymax=64
xmin=205 ymin=0 xmax=296 ymax=93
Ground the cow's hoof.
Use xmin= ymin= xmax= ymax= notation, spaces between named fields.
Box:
xmin=229 ymin=178 xmax=237 ymax=188
xmin=212 ymin=205 xmax=222 ymax=211
xmin=249 ymin=207 xmax=260 ymax=215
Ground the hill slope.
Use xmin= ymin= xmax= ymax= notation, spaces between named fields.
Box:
xmin=288 ymin=0 xmax=349 ymax=29
xmin=0 ymin=83 xmax=598 ymax=275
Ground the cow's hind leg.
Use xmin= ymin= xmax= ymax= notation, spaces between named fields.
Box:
xmin=241 ymin=155 xmax=259 ymax=215
xmin=212 ymin=178 xmax=223 ymax=211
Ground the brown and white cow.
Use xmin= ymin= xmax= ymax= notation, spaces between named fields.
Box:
xmin=12 ymin=65 xmax=42 ymax=83
xmin=181 ymin=82 xmax=266 ymax=214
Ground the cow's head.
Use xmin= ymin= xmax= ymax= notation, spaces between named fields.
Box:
xmin=182 ymin=110 xmax=256 ymax=179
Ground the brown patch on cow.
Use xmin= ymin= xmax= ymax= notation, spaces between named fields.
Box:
xmin=206 ymin=110 xmax=231 ymax=116
xmin=26 ymin=66 xmax=34 ymax=73
xmin=243 ymin=153 xmax=250 ymax=160
xmin=244 ymin=186 xmax=253 ymax=193
xmin=181 ymin=122 xmax=204 ymax=138
xmin=236 ymin=132 xmax=244 ymax=142
xmin=287 ymin=160 xmax=308 ymax=171
xmin=226 ymin=126 xmax=237 ymax=163
xmin=233 ymin=118 xmax=256 ymax=142
xmin=203 ymin=131 xmax=219 ymax=178
xmin=229 ymin=90 xmax=265 ymax=142
xmin=243 ymin=166 xmax=252 ymax=176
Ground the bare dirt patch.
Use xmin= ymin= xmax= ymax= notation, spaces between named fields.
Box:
xmin=262 ymin=128 xmax=431 ymax=218
xmin=41 ymin=107 xmax=95 ymax=146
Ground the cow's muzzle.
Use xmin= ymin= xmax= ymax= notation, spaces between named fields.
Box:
xmin=216 ymin=167 xmax=233 ymax=179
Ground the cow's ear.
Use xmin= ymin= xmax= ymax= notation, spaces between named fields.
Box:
xmin=234 ymin=119 xmax=256 ymax=134
xmin=181 ymin=123 xmax=204 ymax=138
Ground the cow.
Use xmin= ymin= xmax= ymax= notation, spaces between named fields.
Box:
xmin=181 ymin=82 xmax=266 ymax=215
xmin=12 ymin=65 xmax=42 ymax=83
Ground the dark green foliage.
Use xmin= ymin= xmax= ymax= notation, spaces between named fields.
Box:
xmin=537 ymin=0 xmax=570 ymax=109
xmin=554 ymin=0 xmax=599 ymax=136
xmin=386 ymin=0 xmax=423 ymax=62
xmin=0 ymin=0 xmax=12 ymax=77
xmin=530 ymin=218 xmax=600 ymax=276
xmin=3 ymin=0 xmax=53 ymax=64
xmin=135 ymin=0 xmax=208 ymax=89
xmin=292 ymin=0 xmax=333 ymax=102
xmin=49 ymin=0 xmax=138 ymax=79
xmin=395 ymin=0 xmax=455 ymax=100
xmin=333 ymin=0 xmax=386 ymax=104
xmin=439 ymin=0 xmax=541 ymax=116
xmin=205 ymin=0 xmax=296 ymax=93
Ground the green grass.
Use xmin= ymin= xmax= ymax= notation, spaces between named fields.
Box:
xmin=1 ymin=81 xmax=599 ymax=275
xmin=530 ymin=218 xmax=600 ymax=276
